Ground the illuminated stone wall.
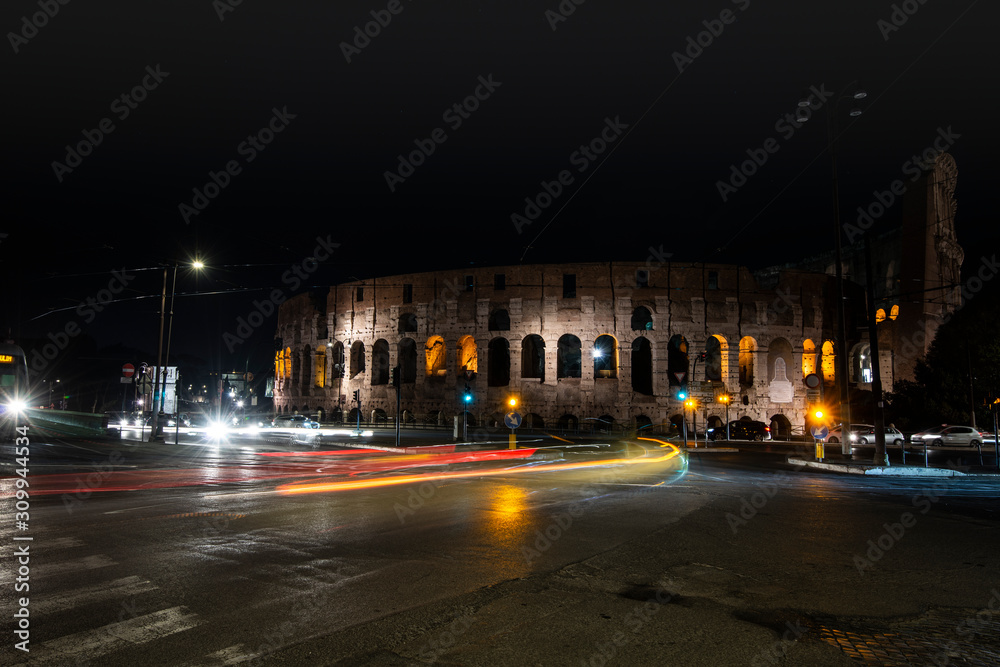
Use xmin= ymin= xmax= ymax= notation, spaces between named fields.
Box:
xmin=274 ymin=261 xmax=854 ymax=435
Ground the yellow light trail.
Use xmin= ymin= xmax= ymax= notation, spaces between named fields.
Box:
xmin=277 ymin=439 xmax=683 ymax=495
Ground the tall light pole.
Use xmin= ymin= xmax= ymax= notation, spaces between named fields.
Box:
xmin=149 ymin=260 xmax=203 ymax=442
xmin=800 ymin=82 xmax=867 ymax=457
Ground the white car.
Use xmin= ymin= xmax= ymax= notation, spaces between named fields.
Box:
xmin=910 ymin=425 xmax=990 ymax=447
xmin=271 ymin=415 xmax=320 ymax=429
xmin=820 ymin=424 xmax=872 ymax=445
xmin=852 ymin=426 xmax=906 ymax=447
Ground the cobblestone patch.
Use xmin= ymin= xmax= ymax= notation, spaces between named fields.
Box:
xmin=813 ymin=606 xmax=1000 ymax=666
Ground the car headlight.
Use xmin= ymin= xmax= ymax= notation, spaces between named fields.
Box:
xmin=8 ymin=399 xmax=27 ymax=413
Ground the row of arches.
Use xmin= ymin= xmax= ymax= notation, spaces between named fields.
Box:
xmin=276 ymin=334 xmax=857 ymax=394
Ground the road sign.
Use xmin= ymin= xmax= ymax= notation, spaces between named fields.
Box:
xmin=504 ymin=411 xmax=522 ymax=429
xmin=804 ymin=373 xmax=821 ymax=389
xmin=122 ymin=363 xmax=135 ymax=378
xmin=811 ymin=425 xmax=829 ymax=440
xmin=674 ymin=372 xmax=686 ymax=383
xmin=137 ymin=376 xmax=152 ymax=393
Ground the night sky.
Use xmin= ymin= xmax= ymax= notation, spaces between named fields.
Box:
xmin=2 ymin=0 xmax=996 ymax=378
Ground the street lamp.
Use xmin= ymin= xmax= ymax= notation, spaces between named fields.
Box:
xmin=149 ymin=259 xmax=204 ymax=442
xmin=799 ymin=81 xmax=867 ymax=458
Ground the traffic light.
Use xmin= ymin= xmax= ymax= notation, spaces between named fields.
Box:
xmin=352 ymin=390 xmax=359 ymax=402
xmin=389 ymin=366 xmax=398 ymax=387
xmin=463 ymin=384 xmax=473 ymax=403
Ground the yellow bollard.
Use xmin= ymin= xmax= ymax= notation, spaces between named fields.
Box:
xmin=509 ymin=433 xmax=516 ymax=450
xmin=815 ymin=440 xmax=824 ymax=461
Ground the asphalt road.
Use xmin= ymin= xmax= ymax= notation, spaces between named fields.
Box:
xmin=2 ymin=431 xmax=1000 ymax=666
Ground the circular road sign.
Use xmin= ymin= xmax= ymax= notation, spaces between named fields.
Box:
xmin=504 ymin=411 xmax=522 ymax=429
xmin=811 ymin=425 xmax=829 ymax=440
xmin=804 ymin=373 xmax=821 ymax=389
xmin=122 ymin=363 xmax=135 ymax=378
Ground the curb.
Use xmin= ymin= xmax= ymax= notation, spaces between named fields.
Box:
xmin=787 ymin=458 xmax=1000 ymax=477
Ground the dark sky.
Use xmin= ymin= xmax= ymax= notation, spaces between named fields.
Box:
xmin=2 ymin=0 xmax=996 ymax=376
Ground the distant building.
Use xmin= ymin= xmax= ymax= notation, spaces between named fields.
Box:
xmin=272 ymin=154 xmax=963 ymax=435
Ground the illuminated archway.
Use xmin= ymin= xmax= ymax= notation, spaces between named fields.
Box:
xmin=314 ymin=345 xmax=327 ymax=387
xmin=739 ymin=336 xmax=757 ymax=388
xmin=594 ymin=334 xmax=618 ymax=379
xmin=875 ymin=308 xmax=886 ymax=323
xmin=425 ymin=335 xmax=446 ymax=379
xmin=802 ymin=339 xmax=816 ymax=377
xmin=457 ymin=335 xmax=478 ymax=376
xmin=821 ymin=340 xmax=836 ymax=385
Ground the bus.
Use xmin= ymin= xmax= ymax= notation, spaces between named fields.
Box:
xmin=0 ymin=343 xmax=30 ymax=440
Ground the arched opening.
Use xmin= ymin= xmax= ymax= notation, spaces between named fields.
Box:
xmin=705 ymin=335 xmax=727 ymax=382
xmin=875 ymin=308 xmax=886 ymax=324
xmin=371 ymin=408 xmax=387 ymax=424
xmin=398 ymin=313 xmax=418 ymax=334
xmin=851 ymin=343 xmax=873 ymax=383
xmin=593 ymin=334 xmax=618 ymax=379
xmin=314 ymin=346 xmax=327 ymax=387
xmin=524 ymin=413 xmax=544 ymax=429
xmin=398 ymin=338 xmax=417 ymax=384
xmin=347 ymin=408 xmax=361 ymax=423
xmin=330 ymin=408 xmax=342 ymax=423
xmin=488 ymin=338 xmax=510 ymax=387
xmin=821 ymin=340 xmax=836 ymax=386
xmin=329 ymin=342 xmax=345 ymax=382
xmin=372 ymin=339 xmax=389 ymax=385
xmin=283 ymin=347 xmax=292 ymax=381
xmin=350 ymin=341 xmax=365 ymax=378
xmin=300 ymin=347 xmax=311 ymax=392
xmin=667 ymin=335 xmax=689 ymax=390
xmin=889 ymin=305 xmax=899 ymax=320
xmin=631 ymin=307 xmax=653 ymax=331
xmin=489 ymin=309 xmax=510 ymax=331
xmin=457 ymin=335 xmax=477 ymax=377
xmin=631 ymin=337 xmax=652 ymax=394
xmin=557 ymin=334 xmax=582 ymax=379
xmin=595 ymin=414 xmax=616 ymax=432
xmin=634 ymin=414 xmax=652 ymax=430
xmin=770 ymin=414 xmax=792 ymax=440
xmin=521 ymin=335 xmax=545 ymax=380
xmin=425 ymin=335 xmax=446 ymax=380
xmin=802 ymin=339 xmax=817 ymax=377
xmin=739 ymin=336 xmax=757 ymax=388
xmin=557 ymin=414 xmax=579 ymax=430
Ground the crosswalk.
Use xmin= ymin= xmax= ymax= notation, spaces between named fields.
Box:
xmin=2 ymin=532 xmax=266 ymax=666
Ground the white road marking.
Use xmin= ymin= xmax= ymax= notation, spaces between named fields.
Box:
xmin=178 ymin=644 xmax=256 ymax=666
xmin=27 ymin=606 xmax=200 ymax=664
xmin=0 ymin=554 xmax=116 ymax=585
xmin=32 ymin=575 xmax=159 ymax=614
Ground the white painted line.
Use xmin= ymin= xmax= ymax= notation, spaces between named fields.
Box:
xmin=0 ymin=554 xmax=115 ymax=585
xmin=178 ymin=644 xmax=256 ymax=666
xmin=28 ymin=606 xmax=200 ymax=664
xmin=33 ymin=575 xmax=158 ymax=614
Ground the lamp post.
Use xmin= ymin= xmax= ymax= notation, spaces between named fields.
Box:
xmin=718 ymin=393 xmax=731 ymax=441
xmin=799 ymin=82 xmax=867 ymax=458
xmin=148 ymin=260 xmax=203 ymax=442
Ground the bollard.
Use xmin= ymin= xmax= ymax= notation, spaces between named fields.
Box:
xmin=815 ymin=440 xmax=824 ymax=461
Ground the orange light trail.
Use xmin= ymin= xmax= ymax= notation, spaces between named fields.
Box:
xmin=277 ymin=439 xmax=682 ymax=495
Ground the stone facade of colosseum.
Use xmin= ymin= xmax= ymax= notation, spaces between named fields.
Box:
xmin=272 ymin=261 xmax=884 ymax=437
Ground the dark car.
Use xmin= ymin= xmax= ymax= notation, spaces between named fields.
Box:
xmin=710 ymin=420 xmax=771 ymax=441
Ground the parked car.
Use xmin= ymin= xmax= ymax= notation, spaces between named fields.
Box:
xmin=709 ymin=420 xmax=771 ymax=441
xmin=852 ymin=425 xmax=906 ymax=447
xmin=821 ymin=424 xmax=872 ymax=444
xmin=910 ymin=425 xmax=990 ymax=447
xmin=271 ymin=414 xmax=320 ymax=429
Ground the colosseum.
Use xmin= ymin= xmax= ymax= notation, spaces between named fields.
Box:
xmin=273 ymin=260 xmax=879 ymax=437
xmin=272 ymin=155 xmax=965 ymax=437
